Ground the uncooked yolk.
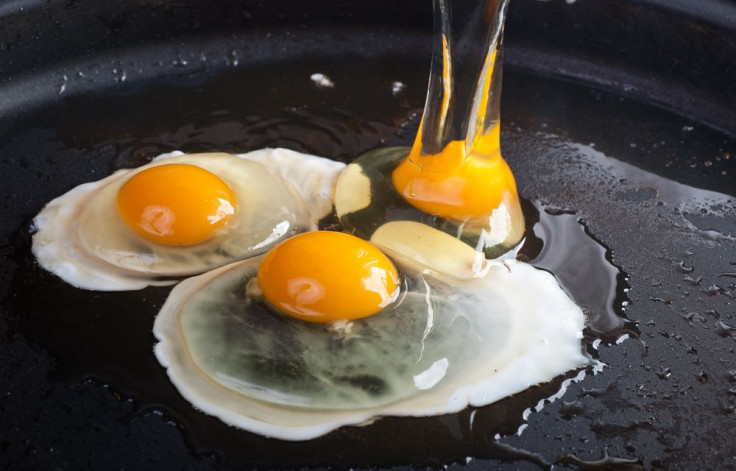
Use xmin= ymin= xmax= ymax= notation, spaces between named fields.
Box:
xmin=257 ymin=231 xmax=400 ymax=324
xmin=392 ymin=124 xmax=519 ymax=220
xmin=117 ymin=163 xmax=236 ymax=246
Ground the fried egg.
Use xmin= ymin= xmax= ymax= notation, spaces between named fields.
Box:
xmin=32 ymin=148 xmax=345 ymax=291
xmin=154 ymin=230 xmax=588 ymax=441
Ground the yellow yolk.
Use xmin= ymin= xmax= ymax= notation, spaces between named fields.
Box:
xmin=117 ymin=163 xmax=236 ymax=246
xmin=257 ymin=231 xmax=400 ymax=324
xmin=392 ymin=124 xmax=519 ymax=220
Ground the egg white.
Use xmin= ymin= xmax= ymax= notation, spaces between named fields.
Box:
xmin=32 ymin=149 xmax=345 ymax=291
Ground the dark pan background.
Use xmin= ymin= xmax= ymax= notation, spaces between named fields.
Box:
xmin=1 ymin=1 xmax=735 ymax=470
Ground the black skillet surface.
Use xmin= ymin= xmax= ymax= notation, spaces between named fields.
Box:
xmin=1 ymin=0 xmax=736 ymax=469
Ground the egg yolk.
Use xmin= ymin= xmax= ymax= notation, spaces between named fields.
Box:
xmin=117 ymin=163 xmax=236 ymax=246
xmin=392 ymin=124 xmax=519 ymax=220
xmin=257 ymin=231 xmax=400 ymax=324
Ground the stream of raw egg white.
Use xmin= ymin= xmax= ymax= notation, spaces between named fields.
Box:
xmin=337 ymin=0 xmax=524 ymax=259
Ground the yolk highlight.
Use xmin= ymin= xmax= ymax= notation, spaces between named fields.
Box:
xmin=392 ymin=124 xmax=519 ymax=220
xmin=117 ymin=163 xmax=236 ymax=246
xmin=257 ymin=231 xmax=400 ymax=324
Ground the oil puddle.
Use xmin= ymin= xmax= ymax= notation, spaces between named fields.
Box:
xmin=526 ymin=202 xmax=632 ymax=339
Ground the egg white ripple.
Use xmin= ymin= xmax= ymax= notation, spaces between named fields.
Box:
xmin=32 ymin=148 xmax=345 ymax=291
xmin=153 ymin=251 xmax=589 ymax=441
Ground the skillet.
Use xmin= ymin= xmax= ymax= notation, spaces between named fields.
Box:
xmin=1 ymin=0 xmax=735 ymax=469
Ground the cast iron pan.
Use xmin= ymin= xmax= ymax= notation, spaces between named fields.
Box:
xmin=1 ymin=0 xmax=736 ymax=469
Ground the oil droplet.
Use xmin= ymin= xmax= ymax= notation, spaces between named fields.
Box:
xmin=703 ymin=284 xmax=724 ymax=296
xmin=57 ymin=74 xmax=67 ymax=95
xmin=225 ymin=48 xmax=239 ymax=67
xmin=681 ymin=312 xmax=706 ymax=325
xmin=310 ymin=73 xmax=334 ymax=88
xmin=683 ymin=275 xmax=701 ymax=286
xmin=558 ymin=450 xmax=644 ymax=470
xmin=112 ymin=67 xmax=127 ymax=83
xmin=673 ymin=260 xmax=695 ymax=273
xmin=391 ymin=81 xmax=406 ymax=95
xmin=172 ymin=54 xmax=188 ymax=67
xmin=656 ymin=367 xmax=672 ymax=380
xmin=715 ymin=320 xmax=736 ymax=338
xmin=558 ymin=399 xmax=585 ymax=420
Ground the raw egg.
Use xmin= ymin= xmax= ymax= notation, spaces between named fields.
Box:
xmin=116 ymin=163 xmax=237 ymax=246
xmin=32 ymin=149 xmax=345 ymax=290
xmin=334 ymin=144 xmax=526 ymax=260
xmin=392 ymin=126 xmax=518 ymax=220
xmin=153 ymin=227 xmax=588 ymax=440
xmin=258 ymin=231 xmax=400 ymax=323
